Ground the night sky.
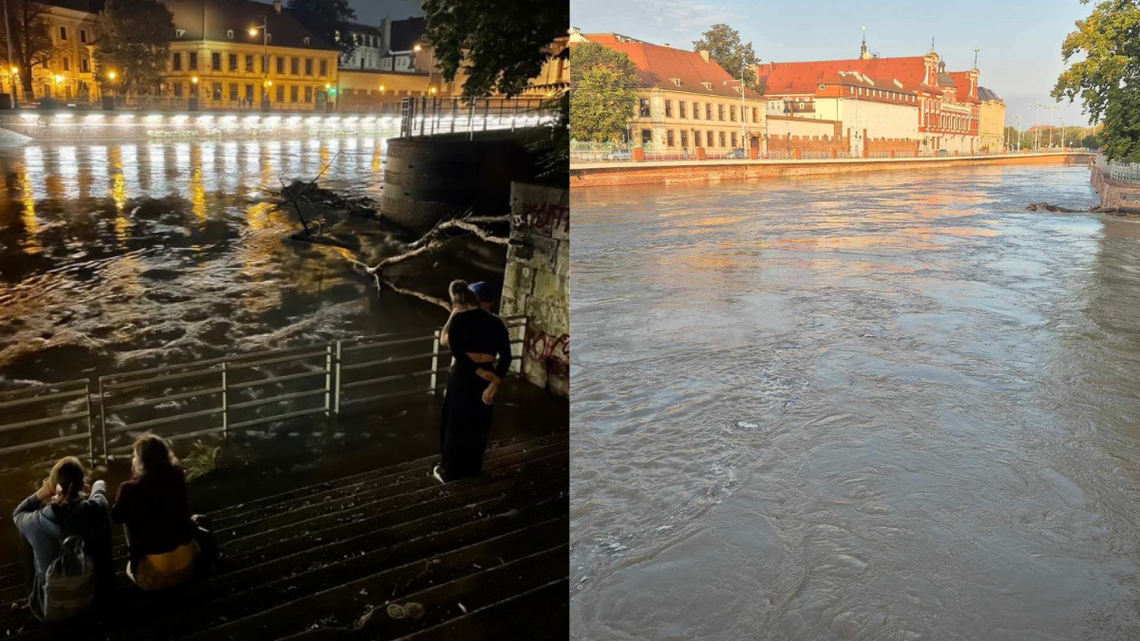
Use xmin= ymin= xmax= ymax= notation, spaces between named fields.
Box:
xmin=348 ymin=0 xmax=422 ymax=25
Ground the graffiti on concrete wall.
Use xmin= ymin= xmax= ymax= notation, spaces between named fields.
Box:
xmin=524 ymin=328 xmax=569 ymax=385
xmin=515 ymin=202 xmax=569 ymax=235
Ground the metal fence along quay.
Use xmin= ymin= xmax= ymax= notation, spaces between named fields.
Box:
xmin=569 ymin=146 xmax=1094 ymax=164
xmin=1108 ymin=162 xmax=1140 ymax=184
xmin=0 ymin=316 xmax=528 ymax=469
xmin=399 ymin=97 xmax=554 ymax=139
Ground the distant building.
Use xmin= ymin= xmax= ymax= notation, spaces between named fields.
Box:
xmin=337 ymin=22 xmax=384 ymax=71
xmin=377 ymin=17 xmax=430 ymax=74
xmin=17 ymin=0 xmax=102 ymax=102
xmin=162 ymin=0 xmax=340 ymax=110
xmin=577 ymin=32 xmax=766 ymax=152
xmin=758 ymin=35 xmax=984 ymax=154
xmin=977 ymin=86 xmax=1005 ymax=152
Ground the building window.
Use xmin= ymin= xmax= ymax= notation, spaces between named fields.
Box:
xmin=303 ymin=36 xmax=310 ymax=45
xmin=705 ymin=103 xmax=712 ymax=120
xmin=275 ymin=84 xmax=284 ymax=101
xmin=81 ymin=57 xmax=90 ymax=73
xmin=245 ymin=55 xmax=254 ymax=72
xmin=718 ymin=104 xmax=725 ymax=121
xmin=730 ymin=105 xmax=736 ymax=122
xmin=667 ymin=130 xmax=674 ymax=147
xmin=172 ymin=52 xmax=181 ymax=71
xmin=80 ymin=29 xmax=87 ymax=43
xmin=706 ymin=130 xmax=713 ymax=147
xmin=719 ymin=131 xmax=726 ymax=147
xmin=189 ymin=52 xmax=198 ymax=70
xmin=291 ymin=57 xmax=299 ymax=75
xmin=641 ymin=129 xmax=652 ymax=145
xmin=277 ymin=57 xmax=285 ymax=74
xmin=59 ymin=26 xmax=67 ymax=41
xmin=305 ymin=58 xmax=313 ymax=75
xmin=290 ymin=85 xmax=298 ymax=102
xmin=679 ymin=101 xmax=686 ymax=119
xmin=693 ymin=102 xmax=700 ymax=120
xmin=62 ymin=57 xmax=70 ymax=72
xmin=320 ymin=60 xmax=328 ymax=76
xmin=229 ymin=83 xmax=238 ymax=101
xmin=245 ymin=83 xmax=254 ymax=101
xmin=681 ymin=130 xmax=688 ymax=148
xmin=752 ymin=107 xmax=758 ymax=123
xmin=731 ymin=132 xmax=738 ymax=147
xmin=638 ymin=98 xmax=650 ymax=118
xmin=664 ymin=100 xmax=672 ymax=118
xmin=304 ymin=86 xmax=313 ymax=102
xmin=227 ymin=29 xmax=234 ymax=39
xmin=226 ymin=53 xmax=235 ymax=71
xmin=173 ymin=82 xmax=182 ymax=97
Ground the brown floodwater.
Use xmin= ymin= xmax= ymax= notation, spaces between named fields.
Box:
xmin=570 ymin=164 xmax=1140 ymax=640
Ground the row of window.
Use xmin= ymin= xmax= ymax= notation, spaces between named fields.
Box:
xmin=171 ymin=52 xmax=330 ymax=78
xmin=925 ymin=110 xmax=974 ymax=132
xmin=647 ymin=128 xmax=743 ymax=149
xmin=45 ymin=55 xmax=92 ymax=74
xmin=848 ymin=86 xmax=915 ymax=102
xmin=174 ymin=81 xmax=330 ymax=103
xmin=56 ymin=26 xmax=90 ymax=44
xmin=638 ymin=97 xmax=761 ymax=124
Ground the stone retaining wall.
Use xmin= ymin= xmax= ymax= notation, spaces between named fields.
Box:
xmin=500 ymin=182 xmax=568 ymax=398
xmin=1091 ymin=164 xmax=1140 ymax=213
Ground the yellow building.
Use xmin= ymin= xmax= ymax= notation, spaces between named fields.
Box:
xmin=16 ymin=0 xmax=101 ymax=102
xmin=581 ymin=32 xmax=766 ymax=152
xmin=162 ymin=0 xmax=340 ymax=111
xmin=978 ymin=86 xmax=1006 ymax=153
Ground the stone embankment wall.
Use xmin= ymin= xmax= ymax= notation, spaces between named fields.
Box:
xmin=1090 ymin=164 xmax=1140 ymax=213
xmin=866 ymin=138 xmax=919 ymax=154
xmin=571 ymin=153 xmax=1092 ymax=188
xmin=767 ymin=133 xmax=846 ymax=154
xmin=501 ymin=182 xmax=568 ymax=398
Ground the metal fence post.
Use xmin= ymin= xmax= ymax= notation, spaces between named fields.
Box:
xmin=430 ymin=330 xmax=441 ymax=395
xmin=468 ymin=101 xmax=475 ymax=141
xmin=85 ymin=381 xmax=95 ymax=464
xmin=334 ymin=341 xmax=342 ymax=415
xmin=221 ymin=362 xmax=228 ymax=439
xmin=451 ymin=99 xmax=457 ymax=134
xmin=325 ymin=344 xmax=333 ymax=418
xmin=98 ymin=378 xmax=108 ymax=464
xmin=482 ymin=99 xmax=489 ymax=132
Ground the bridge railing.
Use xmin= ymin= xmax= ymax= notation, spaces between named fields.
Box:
xmin=400 ymin=97 xmax=553 ymax=140
xmin=1108 ymin=161 xmax=1140 ymax=184
xmin=0 ymin=316 xmax=528 ymax=468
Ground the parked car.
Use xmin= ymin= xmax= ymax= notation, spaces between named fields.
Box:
xmin=604 ymin=149 xmax=633 ymax=161
xmin=726 ymin=148 xmax=748 ymax=159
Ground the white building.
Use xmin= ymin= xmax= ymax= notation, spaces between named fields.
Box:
xmin=337 ymin=22 xmax=384 ymax=71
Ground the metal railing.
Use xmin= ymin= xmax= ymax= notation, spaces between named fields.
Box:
xmin=1108 ymin=162 xmax=1140 ymax=184
xmin=0 ymin=317 xmax=527 ymax=468
xmin=400 ymin=97 xmax=553 ymax=140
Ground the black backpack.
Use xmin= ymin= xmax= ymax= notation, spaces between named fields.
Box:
xmin=31 ymin=534 xmax=97 ymax=623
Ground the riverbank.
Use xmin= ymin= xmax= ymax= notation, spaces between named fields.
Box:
xmin=1090 ymin=162 xmax=1140 ymax=213
xmin=570 ymin=151 xmax=1094 ymax=188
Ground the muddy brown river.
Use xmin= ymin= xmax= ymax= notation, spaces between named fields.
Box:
xmin=570 ymin=164 xmax=1140 ymax=640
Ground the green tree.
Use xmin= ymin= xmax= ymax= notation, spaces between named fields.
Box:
xmin=95 ymin=0 xmax=175 ymax=97
xmin=422 ymin=0 xmax=567 ymax=99
xmin=288 ymin=0 xmax=357 ymax=58
xmin=0 ymin=0 xmax=54 ymax=98
xmin=569 ymin=42 xmax=639 ymax=142
xmin=1053 ymin=0 xmax=1140 ymax=161
xmin=692 ymin=23 xmax=764 ymax=94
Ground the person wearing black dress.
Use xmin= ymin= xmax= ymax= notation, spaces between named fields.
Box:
xmin=435 ymin=280 xmax=512 ymax=482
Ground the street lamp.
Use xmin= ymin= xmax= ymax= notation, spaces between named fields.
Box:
xmin=249 ymin=16 xmax=270 ymax=104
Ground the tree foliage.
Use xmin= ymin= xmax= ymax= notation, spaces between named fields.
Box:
xmin=422 ymin=0 xmax=566 ymax=99
xmin=95 ymin=0 xmax=174 ymax=96
xmin=692 ymin=23 xmax=765 ymax=94
xmin=1053 ymin=0 xmax=1140 ymax=161
xmin=288 ymin=0 xmax=357 ymax=58
xmin=569 ymin=42 xmax=640 ymax=142
xmin=0 ymin=0 xmax=54 ymax=97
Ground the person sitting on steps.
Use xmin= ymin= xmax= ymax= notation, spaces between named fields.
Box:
xmin=111 ymin=434 xmax=216 ymax=591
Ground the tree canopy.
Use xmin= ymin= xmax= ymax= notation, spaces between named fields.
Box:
xmin=1053 ymin=0 xmax=1140 ymax=161
xmin=288 ymin=0 xmax=357 ymax=58
xmin=95 ymin=0 xmax=174 ymax=96
xmin=569 ymin=42 xmax=640 ymax=143
xmin=692 ymin=24 xmax=764 ymax=94
xmin=422 ymin=0 xmax=566 ymax=98
xmin=0 ymin=0 xmax=55 ymax=97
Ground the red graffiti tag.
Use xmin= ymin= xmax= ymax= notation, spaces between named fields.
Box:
xmin=516 ymin=202 xmax=569 ymax=234
xmin=524 ymin=329 xmax=569 ymax=384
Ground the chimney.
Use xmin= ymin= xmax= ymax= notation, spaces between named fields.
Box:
xmin=699 ymin=49 xmax=710 ymax=64
xmin=663 ymin=43 xmax=670 ymax=47
xmin=273 ymin=0 xmax=282 ymax=14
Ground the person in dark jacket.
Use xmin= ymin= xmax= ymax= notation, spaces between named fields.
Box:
xmin=14 ymin=456 xmax=113 ymax=621
xmin=435 ymin=279 xmax=513 ymax=482
xmin=111 ymin=434 xmax=200 ymax=591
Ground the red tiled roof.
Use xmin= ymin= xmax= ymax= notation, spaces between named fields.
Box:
xmin=946 ymin=71 xmax=980 ymax=104
xmin=758 ymin=56 xmax=939 ymax=97
xmin=582 ymin=33 xmax=763 ymax=99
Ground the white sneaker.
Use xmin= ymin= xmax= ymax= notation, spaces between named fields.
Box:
xmin=431 ymin=464 xmax=446 ymax=484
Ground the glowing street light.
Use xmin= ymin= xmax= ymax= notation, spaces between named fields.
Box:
xmin=248 ymin=27 xmax=259 ymax=37
xmin=413 ymin=43 xmax=422 ymax=52
xmin=53 ymin=74 xmax=63 ymax=84
xmin=378 ymin=84 xmax=385 ymax=93
xmin=191 ymin=75 xmax=199 ymax=84
xmin=107 ymin=70 xmax=117 ymax=80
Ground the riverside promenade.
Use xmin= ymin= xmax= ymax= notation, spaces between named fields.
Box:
xmin=571 ymin=151 xmax=1095 ymax=188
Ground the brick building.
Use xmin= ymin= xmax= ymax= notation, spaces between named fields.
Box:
xmin=757 ymin=35 xmax=984 ymax=155
xmin=578 ymin=31 xmax=766 ymax=153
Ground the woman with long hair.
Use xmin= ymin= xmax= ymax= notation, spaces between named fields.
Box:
xmin=435 ymin=279 xmax=512 ymax=482
xmin=13 ymin=456 xmax=113 ymax=622
xmin=111 ymin=433 xmax=200 ymax=591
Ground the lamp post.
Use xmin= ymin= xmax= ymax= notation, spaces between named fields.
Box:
xmin=1030 ymin=101 xmax=1044 ymax=151
xmin=249 ymin=17 xmax=270 ymax=109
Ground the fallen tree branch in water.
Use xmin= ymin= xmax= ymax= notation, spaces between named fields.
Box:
xmin=365 ymin=211 xmax=510 ymax=276
xmin=1026 ymin=202 xmax=1124 ymax=215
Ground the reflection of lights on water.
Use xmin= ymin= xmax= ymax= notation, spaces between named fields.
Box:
xmin=198 ymin=115 xmax=214 ymax=124
xmin=243 ymin=115 xmax=260 ymax=125
xmin=59 ymin=146 xmax=79 ymax=199
xmin=221 ymin=115 xmax=237 ymax=124
xmin=19 ymin=146 xmax=44 ymax=254
xmin=147 ymin=143 xmax=165 ymax=190
xmin=306 ymin=117 xmax=321 ymax=127
xmin=85 ymin=114 xmax=104 ymax=123
xmin=20 ymin=113 xmax=37 ymax=123
xmin=118 ymin=114 xmax=135 ymax=123
xmin=361 ymin=116 xmax=376 ymax=124
xmin=54 ymin=113 xmax=74 ymax=121
xmin=171 ymin=114 xmax=188 ymax=124
xmin=343 ymin=116 xmax=358 ymax=123
xmin=145 ymin=114 xmax=163 ymax=123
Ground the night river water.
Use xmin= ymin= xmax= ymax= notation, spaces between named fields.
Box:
xmin=571 ymin=164 xmax=1140 ymax=640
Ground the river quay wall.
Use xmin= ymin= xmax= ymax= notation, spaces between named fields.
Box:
xmin=571 ymin=152 xmax=1094 ymax=189
xmin=1090 ymin=164 xmax=1140 ymax=213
